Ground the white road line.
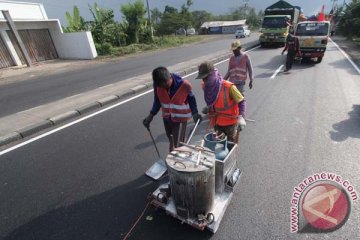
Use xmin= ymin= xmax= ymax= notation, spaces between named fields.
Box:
xmin=0 ymin=45 xmax=261 ymax=155
xmin=330 ymin=39 xmax=360 ymax=75
xmin=270 ymin=65 xmax=284 ymax=79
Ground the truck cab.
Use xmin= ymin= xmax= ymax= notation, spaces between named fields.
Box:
xmin=295 ymin=21 xmax=330 ymax=63
xmin=260 ymin=15 xmax=290 ymax=46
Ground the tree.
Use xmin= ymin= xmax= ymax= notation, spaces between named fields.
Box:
xmin=151 ymin=8 xmax=162 ymax=25
xmin=191 ymin=10 xmax=212 ymax=30
xmin=246 ymin=8 xmax=261 ymax=29
xmin=88 ymin=3 xmax=117 ymax=45
xmin=180 ymin=0 xmax=194 ymax=30
xmin=337 ymin=0 xmax=360 ymax=37
xmin=120 ymin=0 xmax=146 ymax=44
xmin=64 ymin=6 xmax=86 ymax=32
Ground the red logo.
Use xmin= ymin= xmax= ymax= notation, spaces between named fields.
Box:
xmin=301 ymin=183 xmax=350 ymax=231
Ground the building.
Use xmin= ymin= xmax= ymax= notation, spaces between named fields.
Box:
xmin=0 ymin=0 xmax=97 ymax=69
xmin=199 ymin=20 xmax=247 ymax=34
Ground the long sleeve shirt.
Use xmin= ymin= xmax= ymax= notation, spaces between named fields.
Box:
xmin=150 ymin=73 xmax=198 ymax=120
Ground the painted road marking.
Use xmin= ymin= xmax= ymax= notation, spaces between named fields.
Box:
xmin=270 ymin=65 xmax=284 ymax=79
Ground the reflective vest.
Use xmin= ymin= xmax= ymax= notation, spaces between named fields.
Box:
xmin=228 ymin=54 xmax=249 ymax=84
xmin=157 ymin=80 xmax=192 ymax=122
xmin=209 ymin=80 xmax=239 ymax=126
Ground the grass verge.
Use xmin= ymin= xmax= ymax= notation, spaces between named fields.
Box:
xmin=97 ymin=35 xmax=205 ymax=59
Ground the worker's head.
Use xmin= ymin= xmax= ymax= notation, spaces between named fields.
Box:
xmin=231 ymin=40 xmax=242 ymax=56
xmin=152 ymin=67 xmax=172 ymax=89
xmin=196 ymin=61 xmax=214 ymax=82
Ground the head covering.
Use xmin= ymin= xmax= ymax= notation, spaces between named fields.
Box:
xmin=231 ymin=40 xmax=241 ymax=50
xmin=196 ymin=61 xmax=214 ymax=79
xmin=203 ymin=68 xmax=223 ymax=106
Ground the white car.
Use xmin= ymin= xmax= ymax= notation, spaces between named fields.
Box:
xmin=235 ymin=26 xmax=251 ymax=38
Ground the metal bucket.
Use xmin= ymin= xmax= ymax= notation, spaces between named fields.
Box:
xmin=166 ymin=145 xmax=216 ymax=219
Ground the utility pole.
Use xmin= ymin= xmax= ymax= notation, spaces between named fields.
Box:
xmin=146 ymin=0 xmax=154 ymax=41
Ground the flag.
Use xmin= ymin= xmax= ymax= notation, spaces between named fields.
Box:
xmin=318 ymin=5 xmax=325 ymax=21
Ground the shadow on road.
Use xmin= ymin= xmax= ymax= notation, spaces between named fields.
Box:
xmin=328 ymin=58 xmax=359 ymax=75
xmin=329 ymin=105 xmax=360 ymax=142
xmin=3 ymin=173 xmax=213 ymax=240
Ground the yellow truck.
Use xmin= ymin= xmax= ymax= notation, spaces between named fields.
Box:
xmin=295 ymin=21 xmax=330 ymax=63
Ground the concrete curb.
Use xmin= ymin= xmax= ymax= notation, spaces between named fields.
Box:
xmin=0 ymin=40 xmax=260 ymax=148
xmin=17 ymin=120 xmax=54 ymax=138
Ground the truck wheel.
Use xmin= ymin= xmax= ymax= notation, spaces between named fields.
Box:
xmin=316 ymin=57 xmax=323 ymax=63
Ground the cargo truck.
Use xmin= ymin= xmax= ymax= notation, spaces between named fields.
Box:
xmin=260 ymin=0 xmax=300 ymax=47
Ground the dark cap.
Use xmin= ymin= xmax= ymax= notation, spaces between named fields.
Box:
xmin=196 ymin=61 xmax=214 ymax=79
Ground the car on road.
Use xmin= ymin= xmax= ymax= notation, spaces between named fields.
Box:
xmin=235 ymin=26 xmax=251 ymax=38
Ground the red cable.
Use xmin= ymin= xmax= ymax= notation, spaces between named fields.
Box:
xmin=122 ymin=201 xmax=151 ymax=240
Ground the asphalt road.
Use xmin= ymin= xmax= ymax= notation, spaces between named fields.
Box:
xmin=0 ymin=34 xmax=259 ymax=118
xmin=0 ymin=41 xmax=359 ymax=240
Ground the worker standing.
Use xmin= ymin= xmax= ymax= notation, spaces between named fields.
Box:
xmin=197 ymin=61 xmax=244 ymax=143
xmin=224 ymin=40 xmax=254 ymax=130
xmin=143 ymin=67 xmax=202 ymax=151
xmin=282 ymin=27 xmax=300 ymax=72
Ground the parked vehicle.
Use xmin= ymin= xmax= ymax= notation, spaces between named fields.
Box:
xmin=296 ymin=21 xmax=330 ymax=63
xmin=235 ymin=26 xmax=251 ymax=38
xmin=259 ymin=0 xmax=300 ymax=47
xmin=176 ymin=28 xmax=186 ymax=35
xmin=186 ymin=28 xmax=196 ymax=35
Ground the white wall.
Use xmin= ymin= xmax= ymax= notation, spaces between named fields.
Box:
xmin=53 ymin=31 xmax=98 ymax=59
xmin=0 ymin=1 xmax=47 ymax=20
xmin=0 ymin=20 xmax=97 ymax=60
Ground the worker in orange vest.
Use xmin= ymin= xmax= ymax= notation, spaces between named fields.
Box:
xmin=197 ymin=61 xmax=243 ymax=142
xmin=143 ymin=67 xmax=202 ymax=151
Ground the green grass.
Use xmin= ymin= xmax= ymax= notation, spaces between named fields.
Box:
xmin=98 ymin=35 xmax=205 ymax=58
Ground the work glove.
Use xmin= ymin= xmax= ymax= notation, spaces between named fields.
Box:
xmin=143 ymin=113 xmax=154 ymax=129
xmin=238 ymin=115 xmax=246 ymax=131
xmin=249 ymin=80 xmax=253 ymax=89
xmin=192 ymin=113 xmax=202 ymax=123
xmin=201 ymin=106 xmax=210 ymax=114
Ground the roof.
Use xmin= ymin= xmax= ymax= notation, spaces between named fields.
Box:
xmin=200 ymin=20 xmax=246 ymax=28
xmin=266 ymin=0 xmax=293 ymax=10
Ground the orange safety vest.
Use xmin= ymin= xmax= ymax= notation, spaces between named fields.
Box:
xmin=228 ymin=54 xmax=249 ymax=84
xmin=157 ymin=80 xmax=192 ymax=122
xmin=209 ymin=80 xmax=239 ymax=126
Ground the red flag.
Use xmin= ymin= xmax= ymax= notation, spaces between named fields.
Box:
xmin=318 ymin=5 xmax=325 ymax=21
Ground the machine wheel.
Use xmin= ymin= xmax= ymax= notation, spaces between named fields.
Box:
xmin=316 ymin=57 xmax=323 ymax=63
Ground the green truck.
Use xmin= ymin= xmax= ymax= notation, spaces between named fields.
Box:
xmin=260 ymin=0 xmax=300 ymax=47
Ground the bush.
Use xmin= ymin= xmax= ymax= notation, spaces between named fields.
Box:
xmin=95 ymin=42 xmax=112 ymax=55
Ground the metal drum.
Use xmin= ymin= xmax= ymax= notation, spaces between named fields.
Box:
xmin=166 ymin=145 xmax=216 ymax=219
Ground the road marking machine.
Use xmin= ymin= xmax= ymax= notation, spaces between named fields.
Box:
xmin=147 ymin=121 xmax=242 ymax=233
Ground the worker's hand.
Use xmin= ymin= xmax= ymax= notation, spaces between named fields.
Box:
xmin=193 ymin=113 xmax=202 ymax=123
xmin=201 ymin=106 xmax=209 ymax=114
xmin=143 ymin=114 xmax=154 ymax=129
xmin=249 ymin=80 xmax=253 ymax=89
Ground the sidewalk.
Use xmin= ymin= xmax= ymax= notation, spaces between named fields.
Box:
xmin=0 ymin=40 xmax=260 ymax=148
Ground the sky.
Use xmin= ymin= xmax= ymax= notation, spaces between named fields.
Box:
xmin=13 ymin=0 xmax=347 ymax=25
